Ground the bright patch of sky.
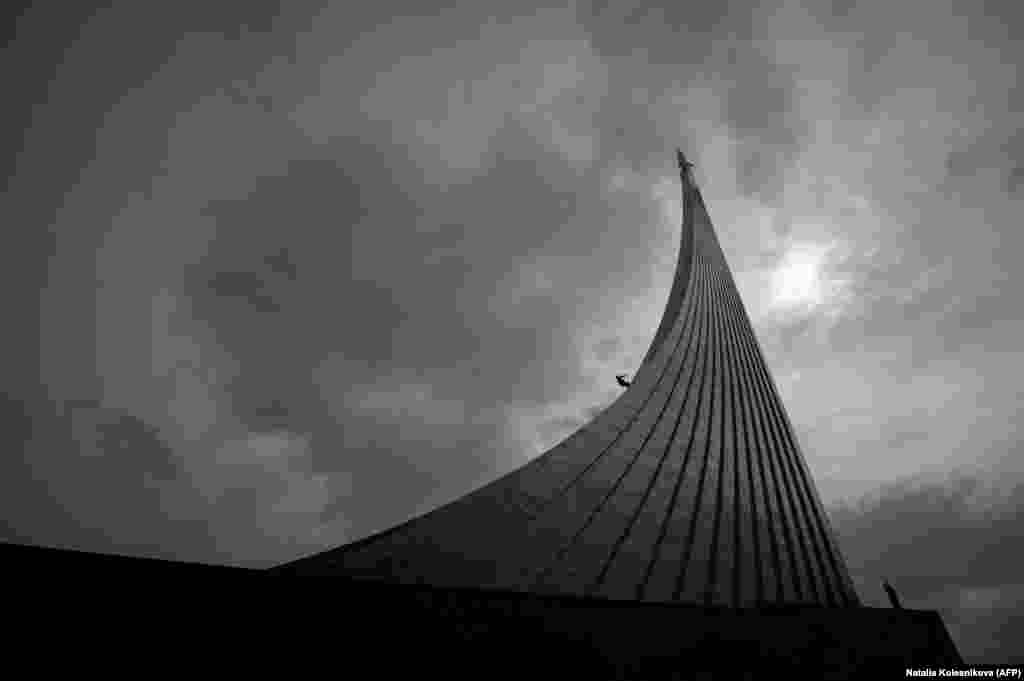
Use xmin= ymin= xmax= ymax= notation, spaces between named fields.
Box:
xmin=768 ymin=239 xmax=852 ymax=320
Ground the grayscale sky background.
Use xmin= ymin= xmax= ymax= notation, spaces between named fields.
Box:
xmin=3 ymin=0 xmax=1021 ymax=662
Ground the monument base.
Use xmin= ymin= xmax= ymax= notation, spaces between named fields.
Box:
xmin=2 ymin=541 xmax=962 ymax=678
xmin=315 ymin=577 xmax=962 ymax=679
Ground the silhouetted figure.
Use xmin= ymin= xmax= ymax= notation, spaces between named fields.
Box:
xmin=882 ymin=578 xmax=903 ymax=609
xmin=616 ymin=374 xmax=632 ymax=388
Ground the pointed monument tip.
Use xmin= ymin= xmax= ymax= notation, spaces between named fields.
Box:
xmin=675 ymin=148 xmax=694 ymax=173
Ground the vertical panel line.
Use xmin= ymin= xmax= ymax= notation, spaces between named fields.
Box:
xmin=532 ymin=253 xmax=709 ymax=590
xmin=721 ymin=280 xmax=781 ymax=603
xmin=730 ymin=284 xmax=855 ymax=605
xmin=724 ymin=275 xmax=815 ymax=602
xmin=529 ymin=219 xmax=703 ymax=518
xmin=588 ymin=256 xmax=710 ymax=595
xmin=638 ymin=257 xmax=714 ymax=599
xmin=672 ymin=264 xmax=723 ymax=602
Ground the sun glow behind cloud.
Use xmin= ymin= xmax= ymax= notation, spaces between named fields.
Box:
xmin=769 ymin=241 xmax=847 ymax=316
xmin=771 ymin=243 xmax=827 ymax=310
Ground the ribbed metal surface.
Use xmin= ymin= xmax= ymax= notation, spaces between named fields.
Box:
xmin=277 ymin=157 xmax=861 ymax=608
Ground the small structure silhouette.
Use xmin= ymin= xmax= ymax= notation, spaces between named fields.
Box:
xmin=883 ymin=578 xmax=903 ymax=609
xmin=676 ymin=147 xmax=694 ymax=172
xmin=615 ymin=374 xmax=632 ymax=388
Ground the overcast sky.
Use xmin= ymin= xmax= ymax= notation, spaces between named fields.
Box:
xmin=3 ymin=0 xmax=1022 ymax=662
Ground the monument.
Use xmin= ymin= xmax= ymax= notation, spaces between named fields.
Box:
xmin=2 ymin=150 xmax=962 ymax=677
xmin=269 ymin=151 xmax=962 ymax=677
xmin=276 ymin=150 xmax=859 ymax=607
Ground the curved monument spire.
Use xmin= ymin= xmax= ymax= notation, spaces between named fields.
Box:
xmin=276 ymin=151 xmax=861 ymax=608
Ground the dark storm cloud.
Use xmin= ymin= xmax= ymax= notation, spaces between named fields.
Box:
xmin=4 ymin=8 xmax=1023 ymax=652
xmin=829 ymin=472 xmax=1024 ymax=662
xmin=720 ymin=52 xmax=804 ymax=198
xmin=88 ymin=406 xmax=181 ymax=481
xmin=4 ymin=1 xmax=360 ymax=565
xmin=206 ymin=270 xmax=285 ymax=313
xmin=832 ymin=474 xmax=1024 ymax=594
xmin=945 ymin=128 xmax=1024 ymax=198
xmin=0 ymin=392 xmax=216 ymax=560
xmin=1007 ymin=166 xmax=1024 ymax=194
xmin=719 ymin=1 xmax=1024 ymax=512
